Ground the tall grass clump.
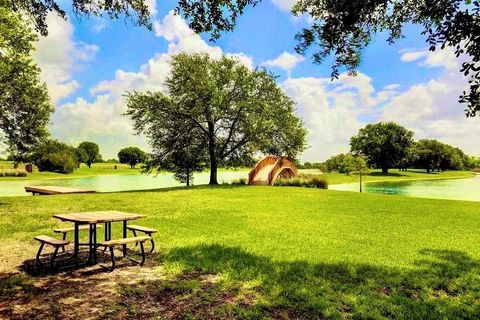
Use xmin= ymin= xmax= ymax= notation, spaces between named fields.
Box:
xmin=275 ymin=174 xmax=328 ymax=189
xmin=0 ymin=170 xmax=28 ymax=177
xmin=230 ymin=177 xmax=248 ymax=185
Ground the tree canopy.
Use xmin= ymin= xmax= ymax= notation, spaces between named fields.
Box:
xmin=77 ymin=141 xmax=101 ymax=168
xmin=126 ymin=53 xmax=307 ymax=185
xmin=292 ymin=0 xmax=480 ymax=116
xmin=0 ymin=3 xmax=53 ymax=165
xmin=118 ymin=146 xmax=147 ymax=169
xmin=10 ymin=0 xmax=479 ymax=116
xmin=32 ymin=139 xmax=78 ymax=173
xmin=350 ymin=122 xmax=414 ymax=174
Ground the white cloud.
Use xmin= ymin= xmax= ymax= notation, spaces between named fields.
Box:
xmin=282 ymin=74 xmax=399 ymax=161
xmin=400 ymin=47 xmax=459 ymax=71
xmin=382 ymin=48 xmax=480 ymax=155
xmin=54 ymin=11 xmax=253 ymax=159
xmin=33 ymin=14 xmax=99 ymax=104
xmin=270 ymin=0 xmax=296 ymax=12
xmin=263 ymin=51 xmax=305 ymax=75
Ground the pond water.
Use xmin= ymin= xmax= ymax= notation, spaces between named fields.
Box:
xmin=0 ymin=171 xmax=248 ymax=197
xmin=330 ymin=174 xmax=480 ymax=202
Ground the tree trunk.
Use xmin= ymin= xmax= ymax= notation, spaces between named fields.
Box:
xmin=382 ymin=166 xmax=388 ymax=174
xmin=186 ymin=165 xmax=190 ymax=187
xmin=359 ymin=173 xmax=363 ymax=193
xmin=208 ymin=123 xmax=218 ymax=185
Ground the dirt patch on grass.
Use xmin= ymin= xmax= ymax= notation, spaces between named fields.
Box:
xmin=0 ymin=252 xmax=263 ymax=320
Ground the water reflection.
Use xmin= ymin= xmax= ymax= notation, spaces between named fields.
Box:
xmin=330 ymin=175 xmax=480 ymax=202
xmin=0 ymin=171 xmax=248 ymax=197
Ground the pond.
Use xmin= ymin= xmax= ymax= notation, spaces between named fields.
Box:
xmin=0 ymin=171 xmax=248 ymax=197
xmin=330 ymin=174 xmax=480 ymax=202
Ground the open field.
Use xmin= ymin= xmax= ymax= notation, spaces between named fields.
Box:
xmin=1 ymin=186 xmax=480 ymax=319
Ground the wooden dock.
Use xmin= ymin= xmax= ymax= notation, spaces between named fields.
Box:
xmin=25 ymin=186 xmax=96 ymax=196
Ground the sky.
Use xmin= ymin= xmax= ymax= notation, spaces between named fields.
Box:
xmin=26 ymin=0 xmax=478 ymax=162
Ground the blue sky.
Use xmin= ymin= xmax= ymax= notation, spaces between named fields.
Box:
xmin=30 ymin=0 xmax=477 ymax=161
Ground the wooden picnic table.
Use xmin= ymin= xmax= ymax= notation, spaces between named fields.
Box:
xmin=53 ymin=211 xmax=145 ymax=265
xmin=25 ymin=186 xmax=96 ymax=196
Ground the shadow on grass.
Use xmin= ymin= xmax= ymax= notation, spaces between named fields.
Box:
xmin=2 ymin=245 xmax=480 ymax=319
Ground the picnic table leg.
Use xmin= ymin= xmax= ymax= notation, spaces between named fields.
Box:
xmin=73 ymin=222 xmax=80 ymax=265
xmin=92 ymin=223 xmax=97 ymax=264
xmin=122 ymin=220 xmax=127 ymax=257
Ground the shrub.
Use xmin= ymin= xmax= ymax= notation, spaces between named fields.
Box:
xmin=0 ymin=170 xmax=28 ymax=177
xmin=275 ymin=174 xmax=328 ymax=189
xmin=231 ymin=177 xmax=247 ymax=185
xmin=32 ymin=140 xmax=79 ymax=174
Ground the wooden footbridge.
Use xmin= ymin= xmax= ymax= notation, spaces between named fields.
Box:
xmin=248 ymin=156 xmax=298 ymax=186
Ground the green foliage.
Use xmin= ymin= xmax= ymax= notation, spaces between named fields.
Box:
xmin=350 ymin=122 xmax=414 ymax=174
xmin=230 ymin=177 xmax=248 ymax=185
xmin=75 ymin=148 xmax=88 ymax=167
xmin=292 ymin=0 xmax=480 ymax=116
xmin=77 ymin=141 xmax=101 ymax=168
xmin=118 ymin=146 xmax=147 ymax=169
xmin=8 ymin=0 xmax=152 ymax=36
xmin=126 ymin=53 xmax=306 ymax=185
xmin=276 ymin=174 xmax=328 ymax=189
xmin=412 ymin=139 xmax=474 ymax=172
xmin=32 ymin=140 xmax=79 ymax=174
xmin=0 ymin=4 xmax=53 ymax=165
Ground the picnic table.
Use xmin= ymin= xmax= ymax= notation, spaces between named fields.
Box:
xmin=53 ymin=211 xmax=145 ymax=265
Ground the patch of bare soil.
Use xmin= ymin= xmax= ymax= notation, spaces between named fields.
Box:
xmin=0 ymin=251 xmax=262 ymax=320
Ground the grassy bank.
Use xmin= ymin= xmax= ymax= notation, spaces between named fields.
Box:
xmin=1 ymin=186 xmax=480 ymax=318
xmin=316 ymin=169 xmax=475 ymax=185
xmin=0 ymin=161 xmax=141 ymax=181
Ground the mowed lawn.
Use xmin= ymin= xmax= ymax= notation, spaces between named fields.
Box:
xmin=1 ymin=186 xmax=480 ymax=319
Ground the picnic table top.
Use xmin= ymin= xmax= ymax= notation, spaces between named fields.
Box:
xmin=53 ymin=210 xmax=145 ymax=224
xmin=25 ymin=185 xmax=96 ymax=195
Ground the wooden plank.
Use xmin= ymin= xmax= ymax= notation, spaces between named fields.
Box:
xmin=53 ymin=211 xmax=145 ymax=224
xmin=25 ymin=186 xmax=96 ymax=195
xmin=54 ymin=224 xmax=101 ymax=233
xmin=100 ymin=236 xmax=151 ymax=247
xmin=127 ymin=225 xmax=158 ymax=233
xmin=34 ymin=235 xmax=70 ymax=246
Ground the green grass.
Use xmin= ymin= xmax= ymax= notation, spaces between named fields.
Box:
xmin=1 ymin=186 xmax=480 ymax=318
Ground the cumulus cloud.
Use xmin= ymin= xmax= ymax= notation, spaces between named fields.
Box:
xmin=382 ymin=48 xmax=479 ymax=155
xmin=263 ymin=51 xmax=305 ymax=75
xmin=34 ymin=14 xmax=99 ymax=104
xmin=282 ymin=74 xmax=399 ymax=161
xmin=400 ymin=47 xmax=459 ymax=71
xmin=53 ymin=11 xmax=253 ymax=158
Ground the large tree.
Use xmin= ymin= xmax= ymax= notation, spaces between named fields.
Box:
xmin=350 ymin=122 xmax=414 ymax=174
xmin=126 ymin=53 xmax=307 ymax=185
xmin=77 ymin=141 xmax=101 ymax=168
xmin=0 ymin=3 xmax=53 ymax=166
xmin=118 ymin=146 xmax=147 ymax=169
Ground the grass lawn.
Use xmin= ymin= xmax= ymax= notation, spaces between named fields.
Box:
xmin=1 ymin=186 xmax=480 ymax=319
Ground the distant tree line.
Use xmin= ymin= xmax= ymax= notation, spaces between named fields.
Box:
xmin=318 ymin=122 xmax=479 ymax=174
